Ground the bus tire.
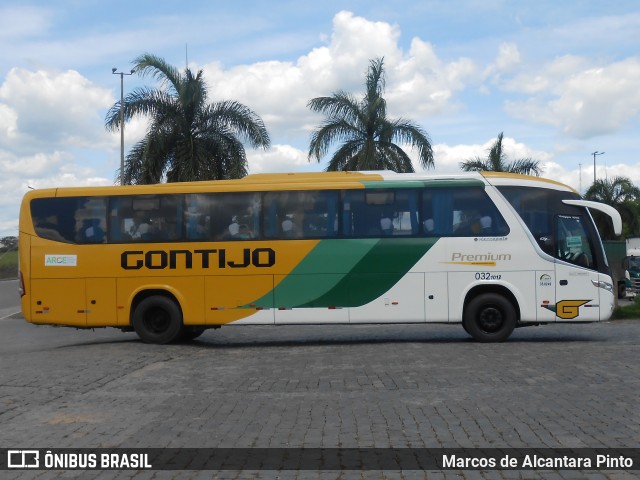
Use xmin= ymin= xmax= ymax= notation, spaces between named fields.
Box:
xmin=463 ymin=293 xmax=516 ymax=342
xmin=132 ymin=295 xmax=184 ymax=344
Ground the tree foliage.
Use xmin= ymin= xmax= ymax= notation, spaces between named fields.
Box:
xmin=0 ymin=236 xmax=17 ymax=252
xmin=308 ymin=58 xmax=434 ymax=172
xmin=105 ymin=53 xmax=270 ymax=184
xmin=585 ymin=176 xmax=640 ymax=239
xmin=459 ymin=132 xmax=542 ymax=176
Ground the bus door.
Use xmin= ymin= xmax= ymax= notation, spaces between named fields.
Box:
xmin=553 ymin=214 xmax=600 ymax=321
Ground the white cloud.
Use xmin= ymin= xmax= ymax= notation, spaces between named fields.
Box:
xmin=0 ymin=103 xmax=17 ymax=140
xmin=495 ymin=43 xmax=521 ymax=72
xmin=0 ymin=68 xmax=117 ymax=235
xmin=0 ymin=68 xmax=114 ymax=150
xmin=0 ymin=150 xmax=67 ymax=176
xmin=248 ymin=144 xmax=309 ymax=174
xmin=504 ymin=57 xmax=640 ymax=138
xmin=388 ymin=38 xmax=476 ymax=117
xmin=424 ymin=135 xmax=552 ymax=175
xmin=483 ymin=42 xmax=522 ymax=83
xmin=202 ymin=11 xmax=476 ymax=143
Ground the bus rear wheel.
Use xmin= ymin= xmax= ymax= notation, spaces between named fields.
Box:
xmin=132 ymin=295 xmax=184 ymax=344
xmin=463 ymin=293 xmax=516 ymax=342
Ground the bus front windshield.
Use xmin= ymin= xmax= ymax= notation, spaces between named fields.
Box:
xmin=497 ymin=186 xmax=608 ymax=274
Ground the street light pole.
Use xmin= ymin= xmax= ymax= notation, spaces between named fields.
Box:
xmin=578 ymin=163 xmax=582 ymax=195
xmin=112 ymin=68 xmax=135 ymax=185
xmin=592 ymin=151 xmax=604 ymax=184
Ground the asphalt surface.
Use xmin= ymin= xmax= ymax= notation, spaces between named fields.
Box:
xmin=0 ymin=310 xmax=639 ymax=479
xmin=0 ymin=279 xmax=20 ymax=319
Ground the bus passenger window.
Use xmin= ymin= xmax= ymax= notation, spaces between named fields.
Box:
xmin=342 ymin=189 xmax=418 ymax=237
xmin=184 ymin=199 xmax=207 ymax=240
xmin=186 ymin=192 xmax=261 ymax=241
xmin=33 ymin=214 xmax=67 ymax=242
xmin=264 ymin=190 xmax=338 ymax=239
xmin=110 ymin=195 xmax=181 ymax=243
xmin=82 ymin=218 xmax=106 ymax=243
xmin=422 ymin=188 xmax=508 ymax=237
xmin=31 ymin=196 xmax=107 ymax=244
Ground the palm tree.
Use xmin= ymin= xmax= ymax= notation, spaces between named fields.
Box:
xmin=460 ymin=132 xmax=541 ymax=176
xmin=105 ymin=53 xmax=270 ymax=184
xmin=308 ymin=57 xmax=434 ymax=172
xmin=585 ymin=176 xmax=640 ymax=239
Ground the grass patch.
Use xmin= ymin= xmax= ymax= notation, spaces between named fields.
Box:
xmin=612 ymin=296 xmax=640 ymax=320
xmin=0 ymin=250 xmax=18 ymax=279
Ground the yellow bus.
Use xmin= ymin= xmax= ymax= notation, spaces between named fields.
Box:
xmin=18 ymin=171 xmax=621 ymax=343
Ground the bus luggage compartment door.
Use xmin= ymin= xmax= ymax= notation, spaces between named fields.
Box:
xmin=31 ymin=278 xmax=86 ymax=326
xmin=349 ymin=272 xmax=425 ymax=323
xmin=86 ymin=278 xmax=117 ymax=327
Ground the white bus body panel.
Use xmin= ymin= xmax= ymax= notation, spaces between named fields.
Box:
xmin=349 ymin=272 xmax=425 ymax=323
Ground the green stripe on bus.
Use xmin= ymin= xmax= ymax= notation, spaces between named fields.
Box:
xmin=249 ymin=239 xmax=378 ymax=308
xmin=300 ymin=237 xmax=438 ymax=308
xmin=248 ymin=237 xmax=438 ymax=309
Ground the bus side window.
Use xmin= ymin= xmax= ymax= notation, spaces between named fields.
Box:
xmin=110 ymin=194 xmax=181 ymax=243
xmin=264 ymin=191 xmax=338 ymax=239
xmin=424 ymin=190 xmax=453 ymax=235
xmin=423 ymin=188 xmax=508 ymax=237
xmin=213 ymin=192 xmax=262 ymax=240
xmin=342 ymin=189 xmax=418 ymax=238
xmin=32 ymin=196 xmax=107 ymax=244
xmin=185 ymin=194 xmax=209 ymax=240
xmin=81 ymin=218 xmax=106 ymax=243
xmin=75 ymin=197 xmax=107 ymax=244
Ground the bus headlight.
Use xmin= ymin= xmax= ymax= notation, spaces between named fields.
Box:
xmin=592 ymin=280 xmax=613 ymax=293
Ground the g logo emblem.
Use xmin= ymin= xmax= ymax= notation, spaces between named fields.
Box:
xmin=556 ymin=300 xmax=589 ymax=319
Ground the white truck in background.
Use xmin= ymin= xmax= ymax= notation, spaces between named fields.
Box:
xmin=626 ymin=237 xmax=640 ymax=295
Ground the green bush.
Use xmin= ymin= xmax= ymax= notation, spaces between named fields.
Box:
xmin=612 ymin=296 xmax=640 ymax=320
xmin=0 ymin=250 xmax=18 ymax=279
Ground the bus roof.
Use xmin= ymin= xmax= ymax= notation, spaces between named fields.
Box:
xmin=21 ymin=170 xmax=576 ymax=198
xmin=480 ymin=171 xmax=577 ymax=193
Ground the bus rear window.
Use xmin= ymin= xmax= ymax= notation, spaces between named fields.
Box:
xmin=31 ymin=197 xmax=107 ymax=244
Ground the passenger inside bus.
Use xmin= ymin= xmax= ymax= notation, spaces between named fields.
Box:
xmin=237 ymin=224 xmax=254 ymax=239
xmin=83 ymin=218 xmax=105 ymax=243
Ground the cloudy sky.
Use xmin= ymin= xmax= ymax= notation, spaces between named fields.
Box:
xmin=1 ymin=0 xmax=639 ymax=236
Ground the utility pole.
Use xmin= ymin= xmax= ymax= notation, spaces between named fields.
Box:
xmin=579 ymin=163 xmax=582 ymax=194
xmin=112 ymin=68 xmax=135 ymax=185
xmin=592 ymin=151 xmax=604 ymax=184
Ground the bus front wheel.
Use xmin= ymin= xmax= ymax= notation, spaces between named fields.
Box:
xmin=132 ymin=295 xmax=184 ymax=344
xmin=463 ymin=293 xmax=516 ymax=342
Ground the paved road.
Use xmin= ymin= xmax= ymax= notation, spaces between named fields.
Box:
xmin=0 ymin=279 xmax=20 ymax=319
xmin=0 ymin=315 xmax=638 ymax=479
